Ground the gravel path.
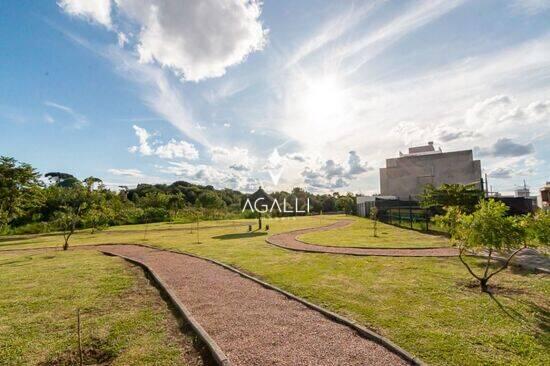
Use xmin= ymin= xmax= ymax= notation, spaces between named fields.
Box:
xmin=267 ymin=220 xmax=459 ymax=257
xmin=98 ymin=244 xmax=409 ymax=366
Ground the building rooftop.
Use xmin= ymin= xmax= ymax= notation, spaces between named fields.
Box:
xmin=398 ymin=142 xmax=444 ymax=157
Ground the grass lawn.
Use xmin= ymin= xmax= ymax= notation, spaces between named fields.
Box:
xmin=0 ymin=250 xmax=201 ymax=366
xmin=299 ymin=216 xmax=450 ymax=248
xmin=1 ymin=215 xmax=549 ymax=365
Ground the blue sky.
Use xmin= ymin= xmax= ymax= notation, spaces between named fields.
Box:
xmin=1 ymin=0 xmax=549 ymax=194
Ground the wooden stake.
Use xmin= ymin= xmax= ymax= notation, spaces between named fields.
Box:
xmin=77 ymin=309 xmax=83 ymax=366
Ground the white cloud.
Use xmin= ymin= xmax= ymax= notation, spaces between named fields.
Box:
xmin=108 ymin=168 xmax=143 ymax=177
xmin=223 ymin=122 xmax=231 ymax=128
xmin=301 ymin=151 xmax=370 ymax=190
xmin=44 ymin=101 xmax=88 ymax=128
xmin=286 ymin=1 xmax=381 ymax=67
xmin=128 ymin=124 xmax=199 ymax=160
xmin=210 ymin=146 xmax=252 ymax=168
xmin=158 ymin=161 xmax=256 ymax=191
xmin=129 ymin=125 xmax=153 ymax=155
xmin=44 ymin=114 xmax=55 ymax=124
xmin=58 ymin=0 xmax=112 ymax=28
xmin=155 ymin=139 xmax=199 ymax=160
xmin=117 ymin=32 xmax=128 ymax=47
xmin=465 ymin=95 xmax=550 ymax=134
xmin=338 ymin=0 xmax=467 ymax=74
xmin=204 ymin=80 xmax=250 ymax=104
xmin=112 ymin=0 xmax=268 ymax=81
xmin=286 ymin=153 xmax=307 ymax=162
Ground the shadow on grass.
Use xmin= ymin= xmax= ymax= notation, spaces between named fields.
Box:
xmin=212 ymin=232 xmax=268 ymax=240
xmin=0 ymin=256 xmax=34 ymax=266
xmin=0 ymin=232 xmax=62 ymax=243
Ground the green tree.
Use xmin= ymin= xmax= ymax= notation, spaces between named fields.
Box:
xmin=168 ymin=193 xmax=186 ymax=217
xmin=51 ymin=185 xmax=90 ymax=250
xmin=83 ymin=176 xmax=103 ymax=191
xmin=444 ymin=199 xmax=528 ymax=292
xmin=336 ymin=194 xmax=355 ymax=214
xmin=0 ymin=156 xmax=42 ymax=230
xmin=196 ymin=191 xmax=226 ymax=209
xmin=45 ymin=172 xmax=80 ymax=188
xmin=420 ymin=183 xmax=483 ymax=213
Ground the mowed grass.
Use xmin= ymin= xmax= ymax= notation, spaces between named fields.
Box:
xmin=0 ymin=250 xmax=199 ymax=366
xmin=299 ymin=216 xmax=450 ymax=248
xmin=1 ymin=215 xmax=549 ymax=365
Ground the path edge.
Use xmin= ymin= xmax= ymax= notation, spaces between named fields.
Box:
xmin=266 ymin=235 xmax=458 ymax=258
xmin=100 ymin=249 xmax=231 ymax=366
xmin=293 ymin=219 xmax=451 ymax=250
xmin=98 ymin=243 xmax=425 ymax=366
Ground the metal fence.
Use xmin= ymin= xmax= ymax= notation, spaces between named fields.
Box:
xmin=377 ymin=205 xmax=432 ymax=231
xmin=359 ymin=198 xmax=439 ymax=232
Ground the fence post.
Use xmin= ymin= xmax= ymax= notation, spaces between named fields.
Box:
xmin=388 ymin=208 xmax=392 ymax=225
xmin=425 ymin=209 xmax=429 ymax=231
xmin=409 ymin=195 xmax=413 ymax=229
xmin=398 ymin=207 xmax=401 ymax=226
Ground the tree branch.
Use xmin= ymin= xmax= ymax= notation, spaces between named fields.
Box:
xmin=459 ymin=248 xmax=481 ymax=281
xmin=486 ymin=247 xmax=525 ymax=281
xmin=483 ymin=249 xmax=493 ymax=279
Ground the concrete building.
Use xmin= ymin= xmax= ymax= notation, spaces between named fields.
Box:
xmin=379 ymin=142 xmax=482 ymax=200
xmin=538 ymin=182 xmax=550 ymax=211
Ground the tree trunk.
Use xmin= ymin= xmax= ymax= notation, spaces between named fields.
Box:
xmin=480 ymin=278 xmax=489 ymax=293
xmin=258 ymin=213 xmax=262 ymax=230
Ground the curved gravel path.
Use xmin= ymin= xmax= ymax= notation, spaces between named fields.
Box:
xmin=97 ymin=244 xmax=410 ymax=366
xmin=267 ymin=220 xmax=459 ymax=257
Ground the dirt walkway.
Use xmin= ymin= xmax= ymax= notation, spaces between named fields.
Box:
xmin=267 ymin=220 xmax=459 ymax=257
xmin=98 ymin=244 xmax=410 ymax=366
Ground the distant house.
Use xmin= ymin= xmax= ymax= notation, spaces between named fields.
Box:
xmin=379 ymin=142 xmax=482 ymax=200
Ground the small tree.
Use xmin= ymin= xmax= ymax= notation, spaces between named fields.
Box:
xmin=369 ymin=207 xmax=379 ymax=237
xmin=440 ymin=199 xmax=528 ymax=293
xmin=52 ymin=186 xmax=89 ymax=250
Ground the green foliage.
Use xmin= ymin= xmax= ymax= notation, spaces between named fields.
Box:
xmin=0 ymin=155 xmax=359 ymax=235
xmin=441 ymin=199 xmax=543 ymax=292
xmin=420 ymin=183 xmax=482 ymax=213
xmin=433 ymin=205 xmax=463 ymax=238
xmin=0 ymin=156 xmax=42 ymax=228
xmin=141 ymin=207 xmax=170 ymax=223
xmin=458 ymin=199 xmax=524 ymax=251
xmin=45 ymin=172 xmax=80 ymax=188
xmin=196 ymin=191 xmax=226 ymax=209
xmin=527 ymin=210 xmax=550 ymax=246
xmin=335 ymin=194 xmax=356 ymax=213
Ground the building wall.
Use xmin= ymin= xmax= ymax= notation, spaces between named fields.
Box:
xmin=380 ymin=150 xmax=481 ymax=200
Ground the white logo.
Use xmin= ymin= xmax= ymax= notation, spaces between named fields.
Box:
xmin=242 ymin=197 xmax=310 ymax=214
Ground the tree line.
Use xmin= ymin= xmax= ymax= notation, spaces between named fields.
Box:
xmin=0 ymin=156 xmax=357 ymax=237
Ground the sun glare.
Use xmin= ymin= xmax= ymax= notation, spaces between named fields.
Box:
xmin=291 ymin=74 xmax=351 ymax=144
xmin=303 ymin=77 xmax=347 ymax=123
